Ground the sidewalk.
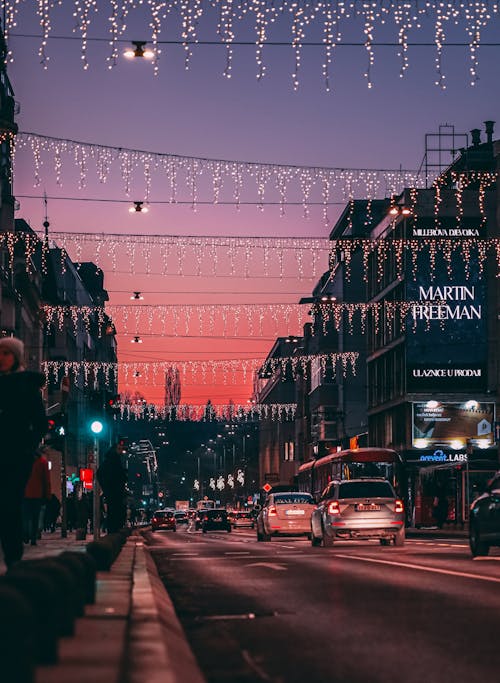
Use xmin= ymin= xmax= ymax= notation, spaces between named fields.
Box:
xmin=1 ymin=530 xmax=206 ymax=683
xmin=406 ymin=524 xmax=469 ymax=539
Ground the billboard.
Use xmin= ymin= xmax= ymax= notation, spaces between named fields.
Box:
xmin=412 ymin=401 xmax=494 ymax=446
xmin=406 ymin=217 xmax=487 ymax=392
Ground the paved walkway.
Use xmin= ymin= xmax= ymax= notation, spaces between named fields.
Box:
xmin=1 ymin=531 xmax=206 ymax=683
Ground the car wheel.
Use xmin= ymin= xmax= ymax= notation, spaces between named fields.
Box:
xmin=172 ymin=527 xmax=176 ymax=532
xmin=470 ymin=524 xmax=489 ymax=557
xmin=380 ymin=538 xmax=390 ymax=546
xmin=257 ymin=530 xmax=263 ymax=542
xmin=202 ymin=528 xmax=207 ymax=534
xmin=394 ymin=527 xmax=405 ymax=547
xmin=311 ymin=532 xmax=321 ymax=547
xmin=322 ymin=526 xmax=334 ymax=547
xmin=227 ymin=527 xmax=231 ymax=533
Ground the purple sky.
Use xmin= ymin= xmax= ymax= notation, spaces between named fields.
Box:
xmin=9 ymin=3 xmax=500 ymax=404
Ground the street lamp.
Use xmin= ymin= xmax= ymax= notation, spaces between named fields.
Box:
xmin=89 ymin=419 xmax=104 ymax=540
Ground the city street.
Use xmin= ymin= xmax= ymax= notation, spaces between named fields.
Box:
xmin=148 ymin=528 xmax=500 ymax=683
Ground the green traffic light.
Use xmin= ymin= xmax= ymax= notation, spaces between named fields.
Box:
xmin=90 ymin=420 xmax=104 ymax=434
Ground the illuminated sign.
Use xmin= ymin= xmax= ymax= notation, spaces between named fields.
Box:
xmin=412 ymin=401 xmax=494 ymax=446
xmin=419 ymin=450 xmax=468 ymax=463
xmin=406 ymin=218 xmax=487 ymax=392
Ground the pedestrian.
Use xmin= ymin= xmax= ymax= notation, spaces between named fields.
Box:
xmin=432 ymin=488 xmax=449 ymax=529
xmin=44 ymin=493 xmax=61 ymax=532
xmin=66 ymin=491 xmax=77 ymax=532
xmin=23 ymin=449 xmax=51 ymax=545
xmin=96 ymin=441 xmax=127 ymax=533
xmin=0 ymin=337 xmax=47 ymax=567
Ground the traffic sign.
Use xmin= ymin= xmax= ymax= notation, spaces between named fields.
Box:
xmin=262 ymin=483 xmax=272 ymax=493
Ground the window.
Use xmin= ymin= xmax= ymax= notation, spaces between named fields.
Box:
xmin=272 ymin=494 xmax=314 ymax=505
xmin=338 ymin=481 xmax=394 ymax=499
xmin=284 ymin=441 xmax=295 ymax=461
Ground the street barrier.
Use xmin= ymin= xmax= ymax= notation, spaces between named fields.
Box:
xmin=0 ymin=583 xmax=36 ymax=683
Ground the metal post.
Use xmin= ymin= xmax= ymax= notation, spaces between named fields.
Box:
xmin=60 ymin=432 xmax=68 ymax=538
xmin=93 ymin=436 xmax=101 ymax=541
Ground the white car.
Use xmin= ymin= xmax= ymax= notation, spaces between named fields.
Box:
xmin=256 ymin=492 xmax=315 ymax=541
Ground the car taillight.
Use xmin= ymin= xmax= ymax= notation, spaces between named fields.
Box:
xmin=152 ymin=517 xmax=158 ymax=522
xmin=394 ymin=499 xmax=404 ymax=513
xmin=328 ymin=501 xmax=340 ymax=515
xmin=268 ymin=506 xmax=277 ymax=516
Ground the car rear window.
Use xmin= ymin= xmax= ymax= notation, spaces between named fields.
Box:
xmin=154 ymin=511 xmax=173 ymax=518
xmin=273 ymin=494 xmax=314 ymax=505
xmin=206 ymin=510 xmax=227 ymax=518
xmin=236 ymin=512 xmax=251 ymax=518
xmin=338 ymin=482 xmax=394 ymax=499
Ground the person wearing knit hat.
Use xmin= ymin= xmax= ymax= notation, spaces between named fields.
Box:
xmin=0 ymin=336 xmax=25 ymax=372
xmin=0 ymin=336 xmax=47 ymax=568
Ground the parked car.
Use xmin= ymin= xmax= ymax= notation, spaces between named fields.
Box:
xmin=151 ymin=510 xmax=177 ymax=532
xmin=232 ymin=511 xmax=255 ymax=529
xmin=256 ymin=492 xmax=315 ymax=541
xmin=469 ymin=472 xmax=500 ymax=557
xmin=201 ymin=508 xmax=232 ymax=533
xmin=310 ymin=478 xmax=405 ymax=547
xmin=174 ymin=510 xmax=188 ymax=525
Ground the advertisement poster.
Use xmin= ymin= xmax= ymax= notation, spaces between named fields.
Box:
xmin=406 ymin=217 xmax=487 ymax=392
xmin=412 ymin=401 xmax=494 ymax=444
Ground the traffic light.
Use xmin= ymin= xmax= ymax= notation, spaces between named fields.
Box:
xmin=105 ymin=392 xmax=121 ymax=417
xmin=45 ymin=412 xmax=67 ymax=448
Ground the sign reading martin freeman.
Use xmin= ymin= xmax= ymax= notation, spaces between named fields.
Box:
xmin=406 ymin=218 xmax=487 ymax=392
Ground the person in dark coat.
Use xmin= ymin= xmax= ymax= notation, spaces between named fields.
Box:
xmin=44 ymin=493 xmax=61 ymax=532
xmin=0 ymin=337 xmax=47 ymax=567
xmin=96 ymin=442 xmax=127 ymax=533
xmin=23 ymin=449 xmax=51 ymax=545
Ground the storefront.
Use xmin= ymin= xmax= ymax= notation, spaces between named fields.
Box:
xmin=403 ymin=448 xmax=499 ymax=527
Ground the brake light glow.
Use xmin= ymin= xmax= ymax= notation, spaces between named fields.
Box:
xmin=152 ymin=517 xmax=158 ymax=523
xmin=328 ymin=501 xmax=341 ymax=515
xmin=394 ymin=499 xmax=404 ymax=513
xmin=268 ymin=506 xmax=278 ymax=516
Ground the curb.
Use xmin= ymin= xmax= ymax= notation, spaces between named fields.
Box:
xmin=126 ymin=537 xmax=206 ymax=683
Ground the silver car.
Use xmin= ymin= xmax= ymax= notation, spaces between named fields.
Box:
xmin=310 ymin=479 xmax=405 ymax=547
xmin=256 ymin=492 xmax=315 ymax=541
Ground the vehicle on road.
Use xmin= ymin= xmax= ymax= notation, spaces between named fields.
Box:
xmin=469 ymin=472 xmax=500 ymax=556
xmin=256 ymin=492 xmax=315 ymax=541
xmin=201 ymin=508 xmax=232 ymax=533
xmin=232 ymin=511 xmax=255 ymax=529
xmin=174 ymin=510 xmax=188 ymax=525
xmin=310 ymin=478 xmax=405 ymax=547
xmin=151 ymin=510 xmax=177 ymax=532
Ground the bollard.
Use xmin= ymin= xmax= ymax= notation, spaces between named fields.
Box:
xmin=0 ymin=583 xmax=36 ymax=683
xmin=14 ymin=559 xmax=79 ymax=636
xmin=60 ymin=550 xmax=97 ymax=604
xmin=0 ymin=572 xmax=60 ymax=665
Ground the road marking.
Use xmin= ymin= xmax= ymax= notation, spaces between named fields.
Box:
xmin=225 ymin=551 xmax=251 ymax=555
xmin=333 ymin=553 xmax=500 ymax=584
xmin=245 ymin=562 xmax=287 ymax=571
xmin=473 ymin=556 xmax=500 ymax=562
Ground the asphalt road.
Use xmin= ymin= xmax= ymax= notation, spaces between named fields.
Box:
xmin=147 ymin=527 xmax=500 ymax=683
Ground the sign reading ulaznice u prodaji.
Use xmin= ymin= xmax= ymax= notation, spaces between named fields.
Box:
xmin=406 ymin=218 xmax=487 ymax=392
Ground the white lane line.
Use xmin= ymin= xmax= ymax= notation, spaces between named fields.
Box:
xmin=473 ymin=556 xmax=500 ymax=562
xmin=333 ymin=553 xmax=500 ymax=584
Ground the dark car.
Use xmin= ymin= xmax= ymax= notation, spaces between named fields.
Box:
xmin=469 ymin=472 xmax=500 ymax=556
xmin=201 ymin=509 xmax=231 ymax=533
xmin=174 ymin=510 xmax=188 ymax=525
xmin=151 ymin=510 xmax=176 ymax=532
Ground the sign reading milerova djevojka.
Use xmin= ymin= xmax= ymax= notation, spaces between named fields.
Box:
xmin=406 ymin=217 xmax=487 ymax=392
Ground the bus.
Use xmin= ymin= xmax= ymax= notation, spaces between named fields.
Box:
xmin=297 ymin=447 xmax=404 ymax=500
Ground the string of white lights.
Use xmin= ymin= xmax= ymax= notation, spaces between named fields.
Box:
xmin=41 ymin=353 xmax=359 ymax=387
xmin=41 ymin=301 xmax=421 ymax=337
xmin=5 ymin=2 xmax=499 ymax=88
xmin=119 ymin=402 xmax=298 ymax=422
xmin=6 ymin=230 xmax=330 ymax=279
xmin=15 ymin=132 xmax=425 ymax=223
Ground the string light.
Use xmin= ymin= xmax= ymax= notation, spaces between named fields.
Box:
xmin=5 ymin=2 xmax=499 ymax=88
xmin=9 ymin=230 xmax=330 ymax=279
xmin=16 ymin=132 xmax=425 ymax=222
xmin=40 ymin=353 xmax=358 ymax=388
xmin=117 ymin=402 xmax=298 ymax=422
